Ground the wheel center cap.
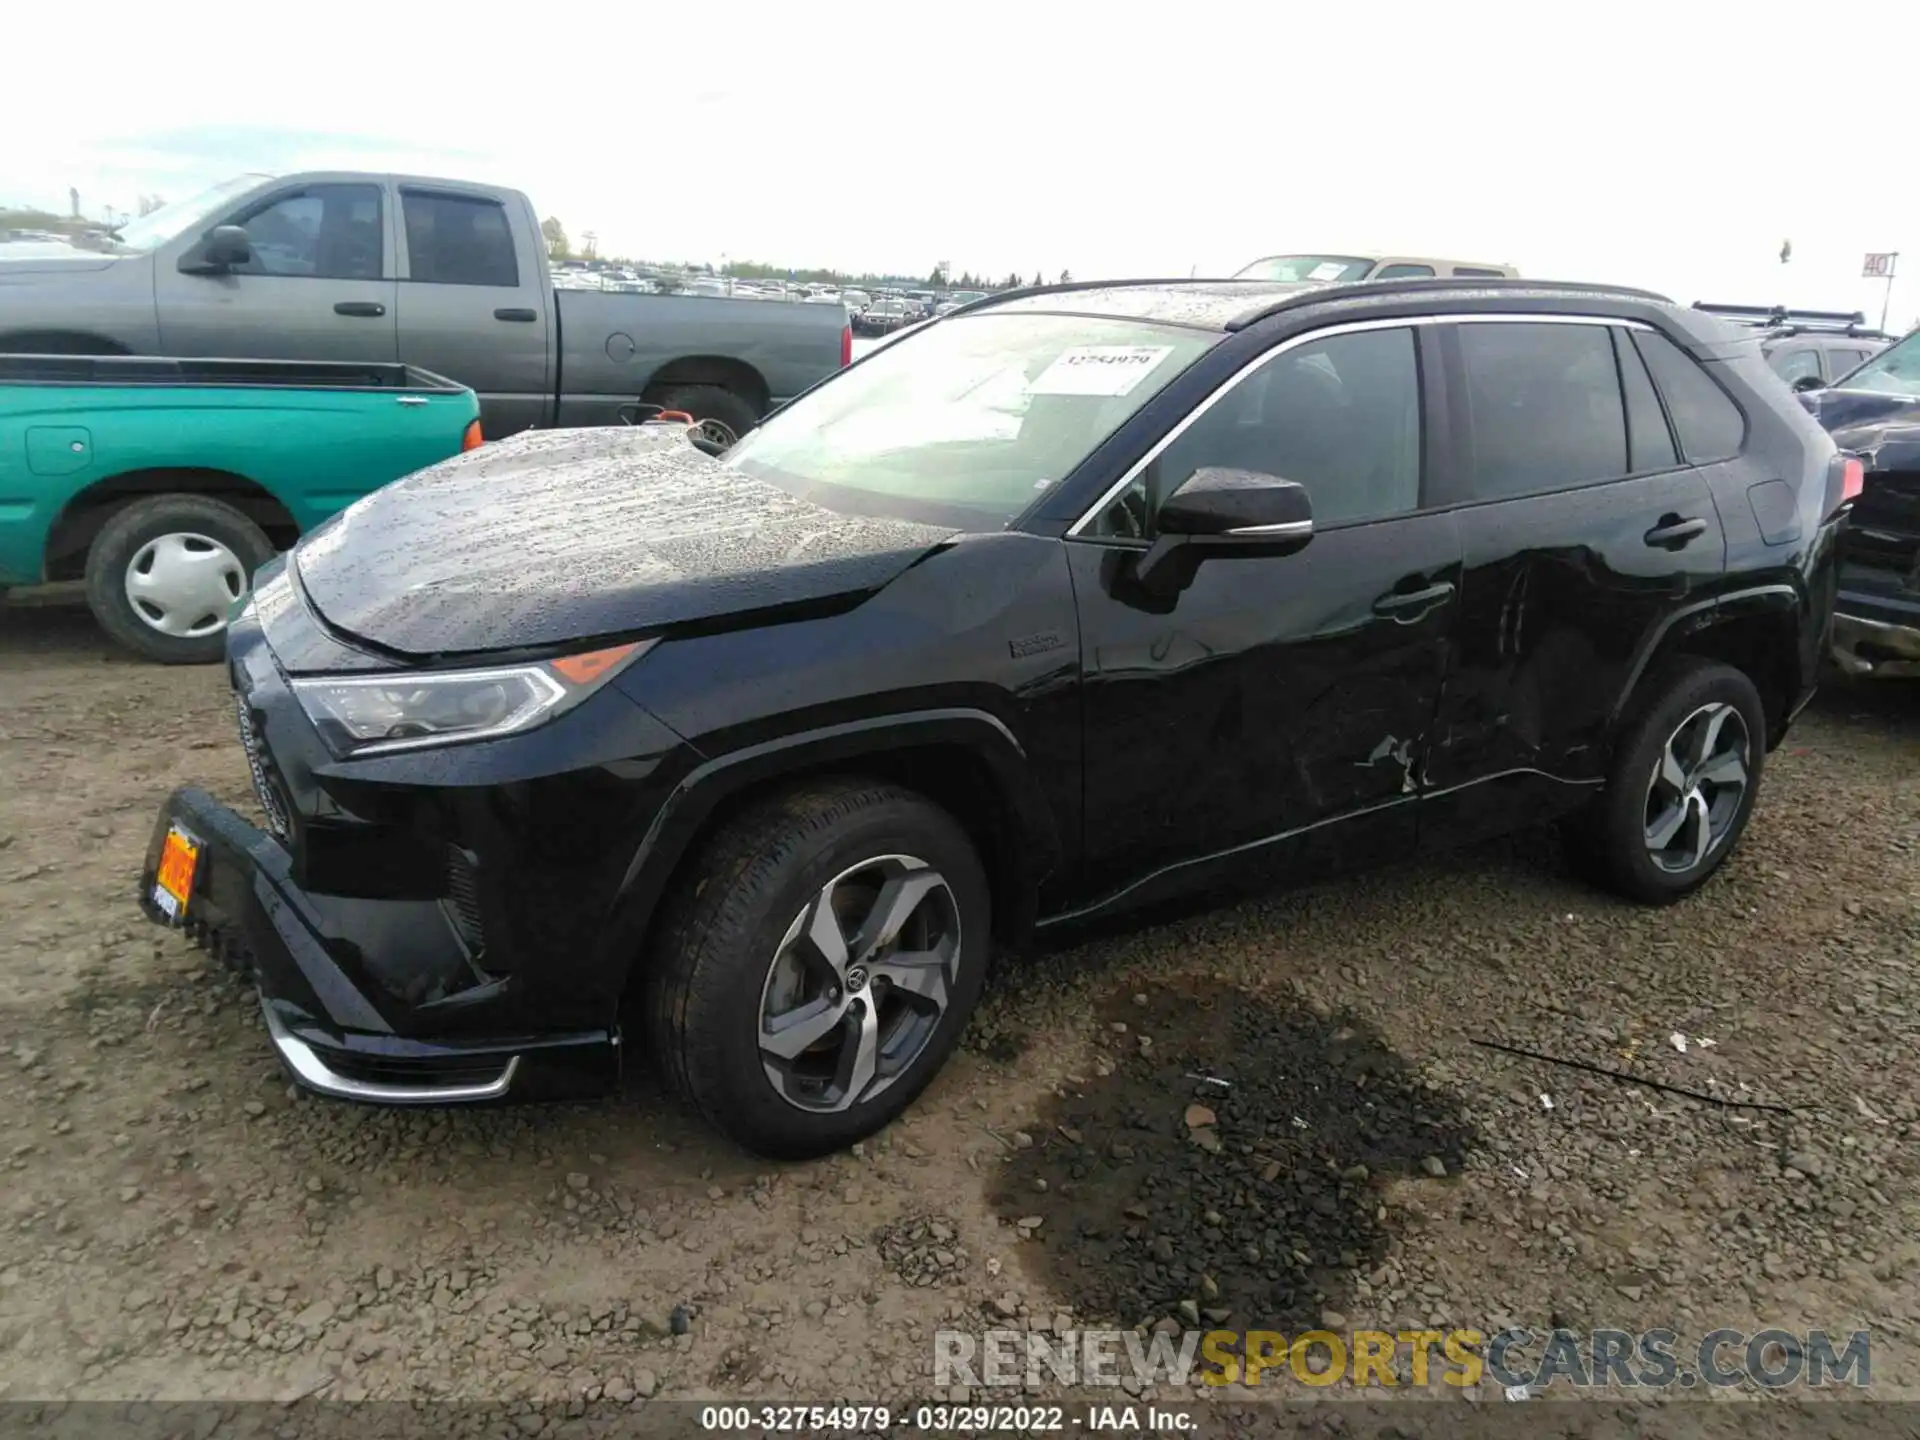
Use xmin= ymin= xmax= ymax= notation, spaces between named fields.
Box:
xmin=844 ymin=965 xmax=870 ymax=993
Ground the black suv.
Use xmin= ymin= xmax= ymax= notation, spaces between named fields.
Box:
xmin=140 ymin=278 xmax=1847 ymax=1158
xmin=1692 ymin=303 xmax=1891 ymax=393
xmin=1792 ymin=323 xmax=1920 ymax=678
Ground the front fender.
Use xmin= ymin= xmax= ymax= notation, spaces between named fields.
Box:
xmin=613 ymin=709 xmax=1058 ymax=918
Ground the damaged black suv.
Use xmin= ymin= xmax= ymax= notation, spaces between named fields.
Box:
xmin=142 ymin=277 xmax=1848 ymax=1158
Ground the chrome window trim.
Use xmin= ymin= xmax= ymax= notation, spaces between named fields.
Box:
xmin=1065 ymin=310 xmax=1653 ymax=538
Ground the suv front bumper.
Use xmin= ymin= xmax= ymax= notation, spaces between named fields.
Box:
xmin=138 ymin=787 xmax=618 ymax=1105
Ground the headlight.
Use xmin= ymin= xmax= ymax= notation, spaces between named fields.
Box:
xmin=291 ymin=641 xmax=654 ymax=758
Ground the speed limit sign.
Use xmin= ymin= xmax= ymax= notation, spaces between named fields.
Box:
xmin=1863 ymin=253 xmax=1897 ymax=278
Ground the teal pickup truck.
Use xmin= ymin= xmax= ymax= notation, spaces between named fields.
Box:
xmin=0 ymin=355 xmax=480 ymax=662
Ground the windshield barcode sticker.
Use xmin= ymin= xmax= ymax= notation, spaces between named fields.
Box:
xmin=1308 ymin=261 xmax=1352 ymax=281
xmin=1030 ymin=346 xmax=1175 ymax=397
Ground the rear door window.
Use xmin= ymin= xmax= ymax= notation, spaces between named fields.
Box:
xmin=1614 ymin=327 xmax=1678 ymax=472
xmin=1631 ymin=330 xmax=1746 ymax=462
xmin=1452 ymin=266 xmax=1509 ymax=278
xmin=1455 ymin=321 xmax=1628 ymax=500
xmin=401 ymin=192 xmax=520 ymax=287
xmin=1375 ymin=263 xmax=1435 ymax=279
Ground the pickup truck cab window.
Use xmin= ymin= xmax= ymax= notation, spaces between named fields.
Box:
xmin=725 ymin=313 xmax=1212 ymax=526
xmin=401 ymin=192 xmax=520 ymax=288
xmin=232 ymin=185 xmax=383 ymax=281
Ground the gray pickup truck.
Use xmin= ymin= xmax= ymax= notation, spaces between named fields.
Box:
xmin=0 ymin=172 xmax=851 ymax=438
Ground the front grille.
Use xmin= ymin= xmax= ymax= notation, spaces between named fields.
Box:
xmin=443 ymin=846 xmax=486 ymax=955
xmin=234 ymin=695 xmax=292 ymax=840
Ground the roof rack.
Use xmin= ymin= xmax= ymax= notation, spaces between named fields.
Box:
xmin=1225 ymin=276 xmax=1672 ymax=332
xmin=1691 ymin=302 xmax=1884 ymax=337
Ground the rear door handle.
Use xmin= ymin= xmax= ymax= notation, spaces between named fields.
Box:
xmin=333 ymin=301 xmax=386 ymax=318
xmin=1372 ymin=581 xmax=1456 ymax=617
xmin=494 ymin=307 xmax=537 ymax=322
xmin=1644 ymin=515 xmax=1708 ymax=548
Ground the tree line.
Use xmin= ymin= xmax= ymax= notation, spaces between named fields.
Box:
xmin=540 ymin=217 xmax=1071 ymax=291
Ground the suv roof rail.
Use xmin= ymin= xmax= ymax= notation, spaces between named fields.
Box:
xmin=1691 ymin=301 xmax=1884 ymax=337
xmin=942 ymin=275 xmax=1675 ymax=332
xmin=1224 ymin=275 xmax=1673 ymax=331
xmin=943 ymin=277 xmax=1219 ymax=321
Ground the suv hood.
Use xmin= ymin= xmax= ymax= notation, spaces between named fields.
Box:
xmin=292 ymin=427 xmax=960 ymax=659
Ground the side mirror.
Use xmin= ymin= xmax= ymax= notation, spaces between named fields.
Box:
xmin=182 ymin=224 xmax=252 ymax=273
xmin=1135 ymin=467 xmax=1313 ymax=593
xmin=1791 ymin=373 xmax=1825 ymax=393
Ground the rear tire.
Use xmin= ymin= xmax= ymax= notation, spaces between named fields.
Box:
xmin=1567 ymin=659 xmax=1767 ymax=904
xmin=643 ymin=780 xmax=991 ymax=1159
xmin=645 ymin=384 xmax=761 ymax=446
xmin=82 ymin=494 xmax=274 ymax=665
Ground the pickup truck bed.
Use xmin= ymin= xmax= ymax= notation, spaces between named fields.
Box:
xmin=0 ymin=353 xmax=480 ymax=663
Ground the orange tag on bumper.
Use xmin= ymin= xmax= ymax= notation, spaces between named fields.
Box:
xmin=153 ymin=826 xmax=200 ymax=920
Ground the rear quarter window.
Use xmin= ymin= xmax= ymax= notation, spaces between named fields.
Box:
xmin=1630 ymin=329 xmax=1746 ymax=463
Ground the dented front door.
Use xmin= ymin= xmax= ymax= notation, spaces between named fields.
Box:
xmin=1066 ymin=510 xmax=1464 ymax=912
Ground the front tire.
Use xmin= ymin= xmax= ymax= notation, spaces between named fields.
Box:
xmin=83 ymin=494 xmax=274 ymax=665
xmin=644 ymin=781 xmax=991 ymax=1159
xmin=1569 ymin=659 xmax=1766 ymax=904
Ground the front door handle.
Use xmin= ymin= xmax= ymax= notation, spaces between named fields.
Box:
xmin=1372 ymin=581 xmax=1456 ymax=618
xmin=1644 ymin=514 xmax=1708 ymax=548
xmin=333 ymin=301 xmax=386 ymax=318
xmin=494 ymin=307 xmax=537 ymax=322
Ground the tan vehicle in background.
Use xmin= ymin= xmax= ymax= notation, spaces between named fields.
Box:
xmin=1235 ymin=253 xmax=1519 ymax=282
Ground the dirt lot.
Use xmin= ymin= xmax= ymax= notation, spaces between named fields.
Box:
xmin=1 ymin=598 xmax=1917 ymax=1432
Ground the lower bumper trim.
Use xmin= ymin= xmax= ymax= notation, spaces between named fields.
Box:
xmin=1832 ymin=611 xmax=1920 ymax=679
xmin=262 ymin=999 xmax=520 ymax=1104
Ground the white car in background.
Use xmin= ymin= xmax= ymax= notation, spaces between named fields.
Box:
xmin=1235 ymin=254 xmax=1518 ymax=282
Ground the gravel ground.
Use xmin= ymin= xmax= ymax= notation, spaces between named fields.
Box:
xmin=1 ymin=596 xmax=1917 ymax=1433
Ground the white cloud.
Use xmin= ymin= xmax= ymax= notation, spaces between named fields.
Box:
xmin=5 ymin=0 xmax=1914 ymax=324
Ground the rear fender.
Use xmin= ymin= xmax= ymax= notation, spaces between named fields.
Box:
xmin=1607 ymin=585 xmax=1810 ymax=750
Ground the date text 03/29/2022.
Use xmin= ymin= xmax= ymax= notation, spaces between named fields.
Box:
xmin=697 ymin=1405 xmax=1195 ymax=1432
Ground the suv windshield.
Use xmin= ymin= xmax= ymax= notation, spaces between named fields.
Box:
xmin=726 ymin=313 xmax=1214 ymax=524
xmin=1234 ymin=254 xmax=1374 ymax=283
xmin=103 ymin=175 xmax=273 ymax=255
xmin=1834 ymin=328 xmax=1920 ymax=397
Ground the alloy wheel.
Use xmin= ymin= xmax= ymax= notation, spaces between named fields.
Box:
xmin=124 ymin=533 xmax=246 ymax=638
xmin=757 ymin=854 xmax=961 ymax=1113
xmin=1643 ymin=702 xmax=1751 ymax=874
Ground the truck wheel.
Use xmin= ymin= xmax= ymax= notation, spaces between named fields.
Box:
xmin=644 ymin=781 xmax=992 ymax=1159
xmin=1566 ymin=659 xmax=1767 ymax=904
xmin=646 ymin=385 xmax=761 ymax=446
xmin=83 ymin=495 xmax=275 ymax=665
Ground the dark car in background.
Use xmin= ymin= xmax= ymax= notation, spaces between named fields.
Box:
xmin=1692 ymin=303 xmax=1892 ymax=393
xmin=139 ymin=276 xmax=1845 ymax=1159
xmin=1795 ymin=325 xmax=1920 ymax=678
xmin=852 ymin=298 xmax=915 ymax=336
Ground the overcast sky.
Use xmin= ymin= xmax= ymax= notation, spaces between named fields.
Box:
xmin=6 ymin=2 xmax=1914 ymax=326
